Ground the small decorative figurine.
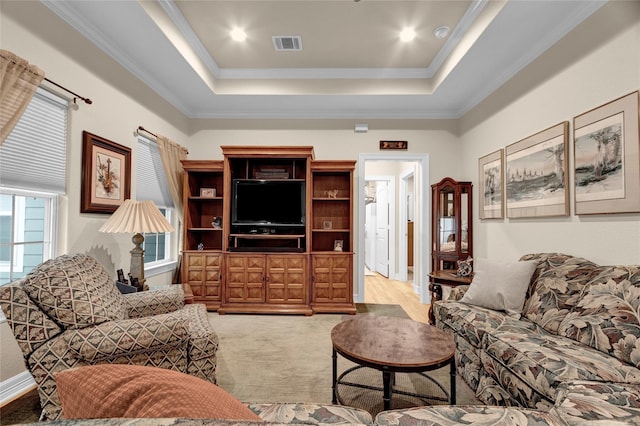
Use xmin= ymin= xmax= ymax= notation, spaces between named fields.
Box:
xmin=325 ymin=189 xmax=339 ymax=198
xmin=197 ymin=242 xmax=204 ymax=251
xmin=457 ymin=257 xmax=473 ymax=277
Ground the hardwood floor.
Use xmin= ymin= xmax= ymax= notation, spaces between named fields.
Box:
xmin=364 ymin=271 xmax=429 ymax=324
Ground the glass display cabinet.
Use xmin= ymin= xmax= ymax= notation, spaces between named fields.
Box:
xmin=431 ymin=177 xmax=473 ymax=271
xmin=428 ymin=177 xmax=473 ymax=323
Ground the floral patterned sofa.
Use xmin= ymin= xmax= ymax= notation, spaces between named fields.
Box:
xmin=0 ymin=253 xmax=219 ymax=421
xmin=433 ymin=252 xmax=640 ymax=413
xmin=25 ymin=383 xmax=640 ymax=426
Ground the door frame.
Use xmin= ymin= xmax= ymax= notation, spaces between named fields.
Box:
xmin=356 ymin=153 xmax=430 ymax=304
xmin=398 ymin=168 xmax=415 ymax=287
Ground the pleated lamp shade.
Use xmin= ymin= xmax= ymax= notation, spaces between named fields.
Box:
xmin=99 ymin=200 xmax=174 ymax=290
xmin=99 ymin=199 xmax=174 ymax=234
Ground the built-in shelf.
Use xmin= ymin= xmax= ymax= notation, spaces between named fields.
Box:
xmin=181 ymin=148 xmax=356 ymax=315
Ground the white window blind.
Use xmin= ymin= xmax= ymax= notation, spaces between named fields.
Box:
xmin=0 ymin=89 xmax=68 ymax=193
xmin=137 ymin=136 xmax=174 ymax=208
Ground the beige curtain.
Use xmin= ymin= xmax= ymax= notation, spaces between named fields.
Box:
xmin=156 ymin=134 xmax=188 ymax=226
xmin=0 ymin=50 xmax=45 ymax=144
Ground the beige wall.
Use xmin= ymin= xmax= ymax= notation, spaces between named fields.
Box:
xmin=459 ymin=1 xmax=640 ymax=265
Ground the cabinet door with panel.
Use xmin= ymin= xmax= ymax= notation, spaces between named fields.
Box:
xmin=266 ymin=255 xmax=308 ymax=304
xmin=311 ymin=253 xmax=355 ymax=313
xmin=182 ymin=251 xmax=223 ymax=310
xmin=225 ymin=254 xmax=265 ymax=303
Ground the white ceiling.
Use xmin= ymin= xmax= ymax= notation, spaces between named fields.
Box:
xmin=42 ymin=0 xmax=606 ymax=120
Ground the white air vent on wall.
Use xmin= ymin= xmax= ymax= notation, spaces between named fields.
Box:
xmin=272 ymin=35 xmax=303 ymax=51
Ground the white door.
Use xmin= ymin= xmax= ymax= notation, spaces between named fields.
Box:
xmin=375 ymin=182 xmax=389 ymax=277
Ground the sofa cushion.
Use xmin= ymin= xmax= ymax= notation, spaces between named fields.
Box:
xmin=551 ymin=380 xmax=640 ymax=425
xmin=434 ymin=300 xmax=537 ymax=349
xmin=375 ymin=405 xmax=558 ymax=425
xmin=479 ymin=352 xmax=555 ymax=409
xmin=248 ymin=403 xmax=373 ymax=425
xmin=23 ymin=254 xmax=126 ymax=329
xmin=55 ymin=364 xmax=261 ymax=421
xmin=459 ymin=258 xmax=537 ymax=316
xmin=483 ymin=328 xmax=640 ymax=402
xmin=66 ymin=311 xmax=188 ymax=362
xmin=558 ymin=265 xmax=640 ymax=367
xmin=0 ymin=281 xmax=62 ymax=357
xmin=520 ymin=253 xmax=599 ymax=334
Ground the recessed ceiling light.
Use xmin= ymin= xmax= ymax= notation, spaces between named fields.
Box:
xmin=399 ymin=27 xmax=416 ymax=42
xmin=433 ymin=26 xmax=449 ymax=39
xmin=230 ymin=28 xmax=247 ymax=42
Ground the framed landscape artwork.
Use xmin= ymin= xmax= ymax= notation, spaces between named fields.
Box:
xmin=505 ymin=122 xmax=570 ymax=218
xmin=573 ymin=91 xmax=640 ymax=215
xmin=81 ymin=131 xmax=131 ymax=213
xmin=478 ymin=149 xmax=504 ymax=219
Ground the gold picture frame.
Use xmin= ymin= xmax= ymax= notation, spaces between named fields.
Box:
xmin=478 ymin=149 xmax=504 ymax=219
xmin=81 ymin=131 xmax=131 ymax=214
xmin=573 ymin=91 xmax=640 ymax=215
xmin=200 ymin=188 xmax=216 ymax=198
xmin=505 ymin=122 xmax=569 ymax=218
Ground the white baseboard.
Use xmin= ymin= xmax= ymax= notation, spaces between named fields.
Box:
xmin=0 ymin=371 xmax=36 ymax=406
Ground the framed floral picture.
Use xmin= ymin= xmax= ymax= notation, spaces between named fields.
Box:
xmin=573 ymin=91 xmax=640 ymax=214
xmin=81 ymin=131 xmax=131 ymax=213
xmin=505 ymin=122 xmax=569 ymax=218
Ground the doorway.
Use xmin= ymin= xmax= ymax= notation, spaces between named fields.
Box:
xmin=356 ymin=153 xmax=430 ymax=305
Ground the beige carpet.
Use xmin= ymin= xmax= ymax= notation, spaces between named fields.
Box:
xmin=213 ymin=303 xmax=479 ymax=416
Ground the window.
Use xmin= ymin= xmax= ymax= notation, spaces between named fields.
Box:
xmin=137 ymin=136 xmax=176 ymax=275
xmin=0 ymin=88 xmax=67 ymax=285
xmin=143 ymin=207 xmax=171 ymax=264
xmin=0 ymin=192 xmax=56 ymax=284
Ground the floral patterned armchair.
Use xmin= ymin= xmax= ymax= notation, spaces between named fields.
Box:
xmin=0 ymin=253 xmax=219 ymax=421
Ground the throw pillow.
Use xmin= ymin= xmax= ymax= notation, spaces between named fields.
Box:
xmin=459 ymin=258 xmax=537 ymax=316
xmin=23 ymin=254 xmax=126 ymax=329
xmin=55 ymin=365 xmax=261 ymax=421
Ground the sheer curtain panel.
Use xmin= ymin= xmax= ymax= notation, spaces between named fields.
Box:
xmin=0 ymin=50 xmax=45 ymax=144
xmin=156 ymin=135 xmax=187 ymax=224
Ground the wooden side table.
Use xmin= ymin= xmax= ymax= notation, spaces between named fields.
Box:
xmin=428 ymin=269 xmax=473 ymax=325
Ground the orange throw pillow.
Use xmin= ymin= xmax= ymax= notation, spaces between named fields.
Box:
xmin=55 ymin=365 xmax=261 ymax=421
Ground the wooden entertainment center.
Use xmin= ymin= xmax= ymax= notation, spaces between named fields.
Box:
xmin=181 ymin=146 xmax=356 ymax=315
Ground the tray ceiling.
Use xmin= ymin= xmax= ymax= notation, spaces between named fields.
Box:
xmin=41 ymin=0 xmax=606 ymax=119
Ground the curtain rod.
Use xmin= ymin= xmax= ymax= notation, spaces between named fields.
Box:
xmin=137 ymin=126 xmax=157 ymax=138
xmin=136 ymin=126 xmax=189 ymax=154
xmin=43 ymin=77 xmax=92 ymax=105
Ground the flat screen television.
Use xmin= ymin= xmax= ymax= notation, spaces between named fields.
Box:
xmin=232 ymin=179 xmax=306 ymax=229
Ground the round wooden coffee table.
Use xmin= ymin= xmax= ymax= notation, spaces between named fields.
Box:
xmin=331 ymin=316 xmax=456 ymax=411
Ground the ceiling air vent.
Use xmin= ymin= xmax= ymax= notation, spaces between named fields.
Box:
xmin=273 ymin=35 xmax=303 ymax=51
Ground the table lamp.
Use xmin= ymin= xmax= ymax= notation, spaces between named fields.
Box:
xmin=99 ymin=199 xmax=174 ymax=290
